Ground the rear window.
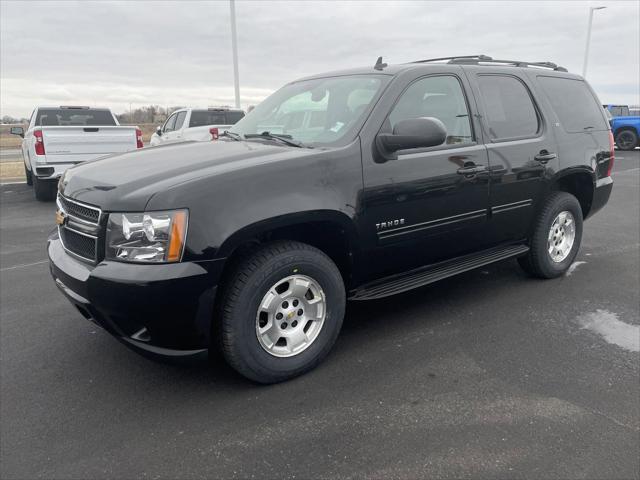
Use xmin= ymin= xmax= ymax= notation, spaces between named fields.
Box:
xmin=189 ymin=110 xmax=245 ymax=128
xmin=476 ymin=75 xmax=539 ymax=140
xmin=35 ymin=109 xmax=116 ymax=126
xmin=537 ymin=76 xmax=608 ymax=132
xmin=610 ymin=106 xmax=629 ymax=117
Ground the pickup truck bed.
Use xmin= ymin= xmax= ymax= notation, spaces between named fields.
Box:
xmin=38 ymin=126 xmax=139 ymax=163
xmin=13 ymin=106 xmax=143 ymax=201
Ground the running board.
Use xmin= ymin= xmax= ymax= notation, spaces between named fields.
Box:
xmin=350 ymin=244 xmax=529 ymax=301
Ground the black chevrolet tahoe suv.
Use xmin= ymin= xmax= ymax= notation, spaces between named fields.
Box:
xmin=49 ymin=55 xmax=614 ymax=383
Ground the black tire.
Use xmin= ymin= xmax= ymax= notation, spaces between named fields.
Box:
xmin=220 ymin=240 xmax=346 ymax=383
xmin=33 ymin=176 xmax=57 ymax=201
xmin=518 ymin=191 xmax=583 ymax=279
xmin=24 ymin=164 xmax=33 ymax=186
xmin=615 ymin=129 xmax=638 ymax=151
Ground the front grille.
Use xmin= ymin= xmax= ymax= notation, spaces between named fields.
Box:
xmin=57 ymin=195 xmax=101 ymax=223
xmin=57 ymin=194 xmax=103 ymax=263
xmin=60 ymin=227 xmax=98 ymax=261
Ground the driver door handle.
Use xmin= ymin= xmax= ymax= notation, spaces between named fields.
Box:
xmin=457 ymin=165 xmax=487 ymax=175
xmin=534 ymin=151 xmax=557 ymax=163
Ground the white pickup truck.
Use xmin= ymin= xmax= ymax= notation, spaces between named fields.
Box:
xmin=149 ymin=107 xmax=245 ymax=146
xmin=10 ymin=106 xmax=143 ymax=201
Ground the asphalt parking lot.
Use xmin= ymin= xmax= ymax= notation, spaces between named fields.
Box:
xmin=1 ymin=152 xmax=638 ymax=479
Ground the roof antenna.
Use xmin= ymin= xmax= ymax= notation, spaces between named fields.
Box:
xmin=374 ymin=56 xmax=387 ymax=71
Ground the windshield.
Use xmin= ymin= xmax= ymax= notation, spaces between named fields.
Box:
xmin=230 ymin=75 xmax=386 ymax=146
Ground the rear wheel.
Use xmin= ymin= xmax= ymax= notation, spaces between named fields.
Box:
xmin=615 ymin=129 xmax=638 ymax=151
xmin=24 ymin=164 xmax=33 ymax=186
xmin=219 ymin=241 xmax=345 ymax=383
xmin=33 ymin=176 xmax=57 ymax=201
xmin=518 ymin=192 xmax=583 ymax=278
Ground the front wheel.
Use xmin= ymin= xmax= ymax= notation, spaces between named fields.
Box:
xmin=615 ymin=129 xmax=638 ymax=151
xmin=219 ymin=241 xmax=346 ymax=383
xmin=518 ymin=192 xmax=583 ymax=278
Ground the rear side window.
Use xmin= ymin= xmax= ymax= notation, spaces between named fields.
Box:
xmin=35 ymin=109 xmax=116 ymax=127
xmin=476 ymin=75 xmax=539 ymax=140
xmin=189 ymin=110 xmax=245 ymax=127
xmin=538 ymin=76 xmax=608 ymax=132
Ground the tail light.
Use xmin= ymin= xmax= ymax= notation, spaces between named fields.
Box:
xmin=209 ymin=127 xmax=219 ymax=141
xmin=34 ymin=129 xmax=45 ymax=155
xmin=135 ymin=128 xmax=144 ymax=149
xmin=607 ymin=131 xmax=615 ymax=177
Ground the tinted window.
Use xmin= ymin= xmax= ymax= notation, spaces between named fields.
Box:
xmin=174 ymin=111 xmax=187 ymax=130
xmin=189 ymin=110 xmax=245 ymax=127
xmin=611 ymin=106 xmax=625 ymax=117
xmin=388 ymin=75 xmax=473 ymax=145
xmin=35 ymin=109 xmax=116 ymax=126
xmin=225 ymin=111 xmax=245 ymax=124
xmin=163 ymin=113 xmax=177 ymax=132
xmin=477 ymin=75 xmax=539 ymax=140
xmin=538 ymin=76 xmax=608 ymax=132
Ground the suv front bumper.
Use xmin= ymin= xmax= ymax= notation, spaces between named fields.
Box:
xmin=48 ymin=231 xmax=225 ymax=360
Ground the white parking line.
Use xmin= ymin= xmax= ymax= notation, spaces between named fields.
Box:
xmin=0 ymin=260 xmax=48 ymax=272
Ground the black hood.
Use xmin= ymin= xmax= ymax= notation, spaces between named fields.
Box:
xmin=59 ymin=140 xmax=316 ymax=211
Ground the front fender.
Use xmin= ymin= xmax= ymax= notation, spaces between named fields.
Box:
xmin=146 ymin=140 xmax=364 ymax=262
xmin=216 ymin=209 xmax=360 ymax=258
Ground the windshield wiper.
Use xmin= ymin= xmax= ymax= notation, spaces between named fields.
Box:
xmin=244 ymin=132 xmax=305 ymax=148
xmin=220 ymin=130 xmax=242 ymax=141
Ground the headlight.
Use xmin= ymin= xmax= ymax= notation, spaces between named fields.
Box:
xmin=106 ymin=209 xmax=188 ymax=263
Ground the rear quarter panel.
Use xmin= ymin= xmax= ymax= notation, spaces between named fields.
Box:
xmin=523 ymin=70 xmax=612 ymax=184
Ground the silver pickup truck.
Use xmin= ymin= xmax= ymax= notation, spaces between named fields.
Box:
xmin=11 ymin=106 xmax=143 ymax=200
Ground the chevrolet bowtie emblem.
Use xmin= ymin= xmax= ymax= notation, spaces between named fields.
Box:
xmin=55 ymin=209 xmax=66 ymax=226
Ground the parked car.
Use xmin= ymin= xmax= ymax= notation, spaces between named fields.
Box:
xmin=610 ymin=115 xmax=640 ymax=150
xmin=602 ymin=104 xmax=640 ymax=149
xmin=49 ymin=55 xmax=613 ymax=383
xmin=149 ymin=107 xmax=245 ymax=146
xmin=10 ymin=106 xmax=142 ymax=201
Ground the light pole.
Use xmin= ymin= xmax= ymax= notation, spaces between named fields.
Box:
xmin=582 ymin=6 xmax=606 ymax=78
xmin=229 ymin=0 xmax=241 ymax=109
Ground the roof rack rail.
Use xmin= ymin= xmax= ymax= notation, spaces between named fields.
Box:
xmin=411 ymin=55 xmax=568 ymax=72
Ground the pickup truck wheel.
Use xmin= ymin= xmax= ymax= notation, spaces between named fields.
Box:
xmin=33 ymin=176 xmax=57 ymax=202
xmin=518 ymin=192 xmax=583 ymax=278
xmin=615 ymin=129 xmax=638 ymax=151
xmin=24 ymin=165 xmax=33 ymax=186
xmin=220 ymin=241 xmax=345 ymax=383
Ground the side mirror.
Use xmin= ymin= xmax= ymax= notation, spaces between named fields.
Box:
xmin=10 ymin=126 xmax=24 ymax=137
xmin=156 ymin=126 xmax=162 ymax=136
xmin=376 ymin=117 xmax=447 ymax=159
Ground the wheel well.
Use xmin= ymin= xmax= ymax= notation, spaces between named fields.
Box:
xmin=221 ymin=221 xmax=354 ymax=288
xmin=553 ymin=173 xmax=594 ymax=218
xmin=614 ymin=126 xmax=638 ymax=136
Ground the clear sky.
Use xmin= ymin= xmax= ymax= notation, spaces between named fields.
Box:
xmin=1 ymin=0 xmax=638 ymax=118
